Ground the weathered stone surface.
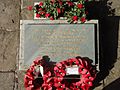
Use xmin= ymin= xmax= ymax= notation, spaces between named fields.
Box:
xmin=0 ymin=0 xmax=20 ymax=31
xmin=0 ymin=72 xmax=15 ymax=90
xmin=18 ymin=71 xmax=26 ymax=90
xmin=0 ymin=30 xmax=19 ymax=71
xmin=104 ymin=58 xmax=120 ymax=86
xmin=109 ymin=0 xmax=120 ymax=16
xmin=94 ymin=81 xmax=104 ymax=90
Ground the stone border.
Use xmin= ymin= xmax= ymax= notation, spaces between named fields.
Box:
xmin=19 ymin=20 xmax=99 ymax=71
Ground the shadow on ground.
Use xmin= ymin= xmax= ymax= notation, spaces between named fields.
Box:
xmin=85 ymin=0 xmax=119 ymax=89
xmin=103 ymin=77 xmax=120 ymax=90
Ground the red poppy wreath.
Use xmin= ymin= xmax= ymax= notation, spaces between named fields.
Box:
xmin=24 ymin=56 xmax=53 ymax=90
xmin=24 ymin=56 xmax=96 ymax=90
xmin=54 ymin=57 xmax=96 ymax=90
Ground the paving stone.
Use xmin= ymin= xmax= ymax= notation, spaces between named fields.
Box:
xmin=109 ymin=0 xmax=120 ymax=16
xmin=17 ymin=71 xmax=26 ymax=90
xmin=0 ymin=30 xmax=19 ymax=71
xmin=104 ymin=58 xmax=120 ymax=87
xmin=0 ymin=0 xmax=20 ymax=31
xmin=0 ymin=72 xmax=15 ymax=90
xmin=94 ymin=81 xmax=104 ymax=90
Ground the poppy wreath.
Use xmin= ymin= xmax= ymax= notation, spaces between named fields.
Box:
xmin=54 ymin=57 xmax=96 ymax=90
xmin=24 ymin=56 xmax=53 ymax=90
xmin=24 ymin=56 xmax=96 ymax=90
xmin=27 ymin=0 xmax=92 ymax=23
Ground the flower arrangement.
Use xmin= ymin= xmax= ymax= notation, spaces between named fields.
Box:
xmin=28 ymin=0 xmax=91 ymax=23
xmin=24 ymin=56 xmax=96 ymax=90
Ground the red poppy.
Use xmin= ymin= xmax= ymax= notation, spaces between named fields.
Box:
xmin=54 ymin=77 xmax=63 ymax=83
xmin=56 ymin=84 xmax=65 ymax=90
xmin=70 ymin=83 xmax=80 ymax=90
xmin=56 ymin=63 xmax=63 ymax=68
xmin=45 ymin=13 xmax=50 ymax=18
xmin=43 ymin=72 xmax=51 ymax=81
xmin=81 ymin=83 xmax=86 ymax=90
xmin=69 ymin=58 xmax=79 ymax=65
xmin=54 ymin=77 xmax=63 ymax=87
xmin=78 ymin=58 xmax=85 ymax=66
xmin=39 ymin=2 xmax=43 ymax=6
xmin=74 ymin=60 xmax=80 ymax=66
xmin=72 ymin=16 xmax=78 ymax=21
xmin=62 ymin=60 xmax=69 ymax=66
xmin=54 ymin=79 xmax=61 ymax=87
xmin=57 ymin=8 xmax=61 ymax=14
xmin=75 ymin=81 xmax=81 ymax=87
xmin=80 ymin=17 xmax=86 ymax=23
xmin=33 ymin=56 xmax=41 ymax=65
xmin=42 ymin=83 xmax=52 ymax=90
xmin=40 ymin=11 xmax=45 ymax=15
xmin=79 ymin=67 xmax=88 ymax=75
xmin=36 ymin=13 xmax=40 ymax=18
xmin=24 ymin=75 xmax=34 ymax=88
xmin=67 ymin=1 xmax=74 ymax=6
xmin=84 ymin=79 xmax=93 ymax=87
xmin=50 ymin=0 xmax=55 ymax=3
xmin=26 ymin=85 xmax=34 ymax=90
xmin=54 ymin=66 xmax=58 ymax=71
xmin=38 ymin=8 xmax=42 ymax=11
xmin=59 ymin=1 xmax=63 ymax=5
xmin=50 ymin=16 xmax=54 ymax=20
xmin=77 ymin=4 xmax=83 ymax=9
xmin=27 ymin=6 xmax=33 ymax=11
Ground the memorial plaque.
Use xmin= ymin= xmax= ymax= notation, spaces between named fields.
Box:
xmin=19 ymin=20 xmax=99 ymax=70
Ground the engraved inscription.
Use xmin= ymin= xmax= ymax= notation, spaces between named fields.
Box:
xmin=24 ymin=24 xmax=95 ymax=65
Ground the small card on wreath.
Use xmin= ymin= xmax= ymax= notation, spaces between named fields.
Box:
xmin=66 ymin=65 xmax=79 ymax=75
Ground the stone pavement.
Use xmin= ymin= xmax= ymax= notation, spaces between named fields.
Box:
xmin=0 ymin=0 xmax=120 ymax=90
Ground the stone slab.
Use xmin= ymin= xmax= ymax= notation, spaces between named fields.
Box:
xmin=0 ymin=30 xmax=18 ymax=71
xmin=19 ymin=20 xmax=99 ymax=70
xmin=0 ymin=0 xmax=20 ymax=31
xmin=0 ymin=72 xmax=15 ymax=90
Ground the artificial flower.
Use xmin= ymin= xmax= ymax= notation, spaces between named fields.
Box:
xmin=39 ymin=2 xmax=43 ymax=6
xmin=27 ymin=6 xmax=33 ymax=11
xmin=57 ymin=8 xmax=61 ymax=14
xmin=50 ymin=16 xmax=54 ymax=20
xmin=72 ymin=16 xmax=78 ymax=21
xmin=80 ymin=17 xmax=86 ymax=23
xmin=77 ymin=3 xmax=83 ymax=9
xmin=45 ymin=13 xmax=50 ymax=18
xmin=66 ymin=1 xmax=74 ymax=6
xmin=36 ymin=13 xmax=40 ymax=18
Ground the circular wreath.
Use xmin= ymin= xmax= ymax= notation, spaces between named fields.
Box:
xmin=54 ymin=57 xmax=96 ymax=90
xmin=24 ymin=56 xmax=53 ymax=90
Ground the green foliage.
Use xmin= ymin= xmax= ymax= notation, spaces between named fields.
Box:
xmin=33 ymin=0 xmax=91 ymax=23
